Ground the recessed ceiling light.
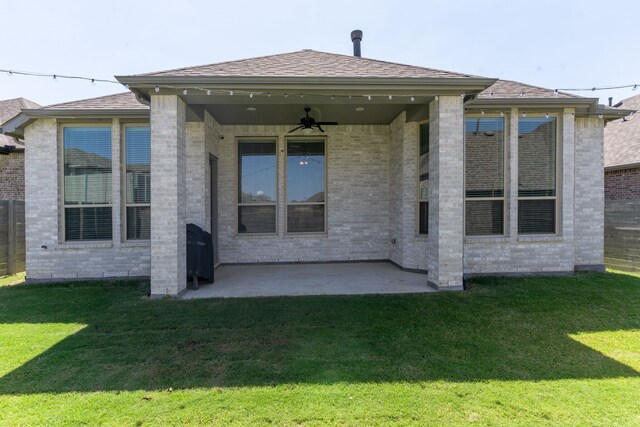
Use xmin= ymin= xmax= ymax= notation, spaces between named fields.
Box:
xmin=246 ymin=107 xmax=256 ymax=112
xmin=355 ymin=107 xmax=365 ymax=112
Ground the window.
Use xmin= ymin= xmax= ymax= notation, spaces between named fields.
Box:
xmin=124 ymin=126 xmax=151 ymax=240
xmin=418 ymin=123 xmax=429 ymax=235
xmin=237 ymin=140 xmax=277 ymax=233
xmin=518 ymin=117 xmax=557 ymax=234
xmin=63 ymin=126 xmax=112 ymax=241
xmin=464 ymin=117 xmax=505 ymax=236
xmin=286 ymin=139 xmax=325 ymax=233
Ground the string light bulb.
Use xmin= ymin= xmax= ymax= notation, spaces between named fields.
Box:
xmin=435 ymin=95 xmax=439 ymax=101
xmin=500 ymin=111 xmax=504 ymax=117
xmin=206 ymin=90 xmax=211 ymax=95
xmin=481 ymin=110 xmax=485 ymax=115
xmin=155 ymin=85 xmax=160 ymax=93
xmin=367 ymin=95 xmax=372 ymax=101
xmin=230 ymin=90 xmax=234 ymax=96
xmin=388 ymin=95 xmax=393 ymax=100
xmin=545 ymin=112 xmax=549 ymax=118
xmin=249 ymin=92 xmax=253 ymax=98
xmin=182 ymin=88 xmax=187 ymax=95
xmin=522 ymin=112 xmax=526 ymax=118
xmin=410 ymin=96 xmax=415 ymax=102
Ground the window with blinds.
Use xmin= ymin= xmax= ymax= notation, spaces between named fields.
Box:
xmin=125 ymin=126 xmax=151 ymax=240
xmin=464 ymin=117 xmax=505 ymax=236
xmin=63 ymin=126 xmax=112 ymax=241
xmin=286 ymin=140 xmax=325 ymax=233
xmin=238 ymin=140 xmax=277 ymax=233
xmin=418 ymin=123 xmax=429 ymax=235
xmin=518 ymin=117 xmax=557 ymax=234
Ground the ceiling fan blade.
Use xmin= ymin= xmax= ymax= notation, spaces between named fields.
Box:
xmin=316 ymin=121 xmax=339 ymax=125
xmin=316 ymin=124 xmax=325 ymax=132
xmin=288 ymin=126 xmax=305 ymax=134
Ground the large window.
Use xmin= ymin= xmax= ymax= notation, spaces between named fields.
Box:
xmin=237 ymin=140 xmax=277 ymax=233
xmin=418 ymin=123 xmax=429 ymax=235
xmin=518 ymin=117 xmax=557 ymax=234
xmin=63 ymin=126 xmax=112 ymax=241
xmin=125 ymin=126 xmax=151 ymax=240
xmin=286 ymin=139 xmax=325 ymax=233
xmin=465 ymin=117 xmax=505 ymax=236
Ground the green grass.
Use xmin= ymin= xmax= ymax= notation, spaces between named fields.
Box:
xmin=0 ymin=272 xmax=25 ymax=286
xmin=0 ymin=273 xmax=639 ymax=425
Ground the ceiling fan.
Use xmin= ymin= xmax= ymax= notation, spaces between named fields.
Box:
xmin=288 ymin=107 xmax=338 ymax=134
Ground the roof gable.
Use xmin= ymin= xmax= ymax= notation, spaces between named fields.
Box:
xmin=132 ymin=49 xmax=485 ymax=79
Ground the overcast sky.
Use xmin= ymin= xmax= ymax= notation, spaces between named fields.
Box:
xmin=1 ymin=0 xmax=638 ymax=107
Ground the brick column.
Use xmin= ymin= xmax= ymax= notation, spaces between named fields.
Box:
xmin=428 ymin=95 xmax=464 ymax=290
xmin=150 ymin=95 xmax=187 ymax=297
xmin=574 ymin=116 xmax=605 ymax=270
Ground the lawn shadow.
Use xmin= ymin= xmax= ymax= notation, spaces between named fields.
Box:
xmin=0 ymin=272 xmax=639 ymax=394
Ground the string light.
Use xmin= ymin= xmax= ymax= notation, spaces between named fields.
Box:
xmin=481 ymin=110 xmax=485 ymax=115
xmin=522 ymin=112 xmax=526 ymax=118
xmin=388 ymin=95 xmax=392 ymax=100
xmin=500 ymin=111 xmax=504 ymax=117
xmin=249 ymin=92 xmax=253 ymax=98
xmin=410 ymin=96 xmax=415 ymax=102
xmin=206 ymin=90 xmax=211 ymax=95
xmin=2 ymin=68 xmax=639 ymax=99
xmin=367 ymin=95 xmax=372 ymax=101
xmin=545 ymin=112 xmax=549 ymax=118
xmin=435 ymin=95 xmax=439 ymax=101
xmin=182 ymin=89 xmax=187 ymax=95
xmin=155 ymin=85 xmax=160 ymax=93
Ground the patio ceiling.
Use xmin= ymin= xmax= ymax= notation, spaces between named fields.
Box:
xmin=183 ymin=93 xmax=434 ymax=125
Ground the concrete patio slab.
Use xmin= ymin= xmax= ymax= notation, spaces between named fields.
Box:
xmin=182 ymin=262 xmax=433 ymax=299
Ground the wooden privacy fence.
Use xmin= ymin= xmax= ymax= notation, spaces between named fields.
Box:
xmin=0 ymin=200 xmax=25 ymax=276
xmin=605 ymin=200 xmax=640 ymax=272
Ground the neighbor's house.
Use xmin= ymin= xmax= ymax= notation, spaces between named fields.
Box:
xmin=0 ymin=98 xmax=41 ymax=200
xmin=2 ymin=49 xmax=631 ymax=296
xmin=603 ymin=94 xmax=640 ymax=270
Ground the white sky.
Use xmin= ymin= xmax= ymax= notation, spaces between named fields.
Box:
xmin=1 ymin=0 xmax=638 ymax=107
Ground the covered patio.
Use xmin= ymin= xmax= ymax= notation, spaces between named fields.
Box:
xmin=182 ymin=262 xmax=434 ymax=298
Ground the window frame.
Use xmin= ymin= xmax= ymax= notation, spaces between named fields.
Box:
xmin=284 ymin=136 xmax=327 ymax=235
xmin=235 ymin=137 xmax=279 ymax=235
xmin=122 ymin=123 xmax=151 ymax=241
xmin=60 ymin=123 xmax=114 ymax=243
xmin=416 ymin=120 xmax=429 ymax=236
xmin=516 ymin=113 xmax=561 ymax=235
xmin=463 ymin=114 xmax=508 ymax=237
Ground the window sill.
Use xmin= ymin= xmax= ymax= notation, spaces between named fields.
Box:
xmin=285 ymin=232 xmax=328 ymax=239
xmin=414 ymin=235 xmax=429 ymax=242
xmin=465 ymin=236 xmax=510 ymax=244
xmin=120 ymin=241 xmax=151 ymax=248
xmin=57 ymin=241 xmax=114 ymax=250
xmin=517 ymin=235 xmax=563 ymax=243
xmin=234 ymin=233 xmax=279 ymax=239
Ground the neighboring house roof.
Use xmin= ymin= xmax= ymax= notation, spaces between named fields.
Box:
xmin=604 ymin=94 xmax=640 ymax=169
xmin=64 ymin=148 xmax=111 ymax=170
xmin=131 ymin=49 xmax=484 ymax=79
xmin=41 ymin=92 xmax=148 ymax=111
xmin=0 ymin=97 xmax=41 ymax=152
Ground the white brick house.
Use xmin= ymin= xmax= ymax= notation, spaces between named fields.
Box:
xmin=2 ymin=49 xmax=631 ymax=296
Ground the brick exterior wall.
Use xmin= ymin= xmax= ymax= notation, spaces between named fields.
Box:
xmin=21 ymin=103 xmax=608 ymax=294
xmin=24 ymin=119 xmax=150 ymax=281
xmin=605 ymin=167 xmax=640 ymax=200
xmin=0 ymin=151 xmax=25 ymax=200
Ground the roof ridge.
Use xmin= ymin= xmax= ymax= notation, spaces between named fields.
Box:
xmin=302 ymin=49 xmax=484 ymax=78
xmin=131 ymin=50 xmax=314 ymax=77
xmin=42 ymin=91 xmax=135 ymax=109
xmin=130 ymin=49 xmax=488 ymax=79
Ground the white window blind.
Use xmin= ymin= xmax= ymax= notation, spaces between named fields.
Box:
xmin=464 ymin=117 xmax=505 ymax=236
xmin=125 ymin=126 xmax=151 ymax=240
xmin=518 ymin=117 xmax=557 ymax=234
xmin=286 ymin=140 xmax=325 ymax=233
xmin=238 ymin=140 xmax=277 ymax=234
xmin=63 ymin=126 xmax=112 ymax=241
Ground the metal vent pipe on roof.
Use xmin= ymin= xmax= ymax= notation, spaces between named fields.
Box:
xmin=351 ymin=30 xmax=363 ymax=57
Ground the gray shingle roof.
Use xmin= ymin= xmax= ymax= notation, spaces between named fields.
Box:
xmin=604 ymin=94 xmax=640 ymax=168
xmin=0 ymin=98 xmax=41 ymax=149
xmin=41 ymin=92 xmax=147 ymax=110
xmin=477 ymin=79 xmax=579 ymax=100
xmin=133 ymin=49 xmax=485 ymax=79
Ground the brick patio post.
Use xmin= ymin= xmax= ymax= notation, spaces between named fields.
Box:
xmin=428 ymin=95 xmax=464 ymax=290
xmin=150 ymin=95 xmax=188 ymax=297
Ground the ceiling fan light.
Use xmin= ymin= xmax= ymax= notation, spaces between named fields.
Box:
xmin=302 ymin=127 xmax=314 ymax=135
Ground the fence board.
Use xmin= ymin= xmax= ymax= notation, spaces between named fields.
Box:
xmin=0 ymin=200 xmax=25 ymax=276
xmin=605 ymin=200 xmax=640 ymax=272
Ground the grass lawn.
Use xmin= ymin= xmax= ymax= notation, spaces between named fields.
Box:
xmin=0 ymin=273 xmax=639 ymax=425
